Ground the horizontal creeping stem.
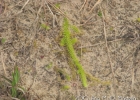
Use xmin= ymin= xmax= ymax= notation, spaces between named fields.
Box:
xmin=62 ymin=18 xmax=88 ymax=87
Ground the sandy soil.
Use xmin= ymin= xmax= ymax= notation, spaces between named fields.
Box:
xmin=0 ymin=0 xmax=140 ymax=100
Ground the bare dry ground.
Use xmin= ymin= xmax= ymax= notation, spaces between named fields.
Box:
xmin=0 ymin=0 xmax=140 ymax=100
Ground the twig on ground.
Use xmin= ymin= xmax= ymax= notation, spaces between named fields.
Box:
xmin=79 ymin=38 xmax=122 ymax=49
xmin=45 ymin=1 xmax=56 ymax=27
xmin=100 ymin=5 xmax=115 ymax=95
xmin=0 ymin=0 xmax=6 ymax=15
xmin=1 ymin=0 xmax=30 ymax=20
xmin=35 ymin=0 xmax=44 ymax=20
xmin=80 ymin=0 xmax=103 ymax=26
xmin=131 ymin=44 xmax=140 ymax=94
xmin=46 ymin=0 xmax=72 ymax=22
xmin=131 ymin=65 xmax=134 ymax=92
xmin=1 ymin=52 xmax=7 ymax=76
xmin=88 ymin=0 xmax=103 ymax=14
xmin=79 ymin=0 xmax=87 ymax=12
xmin=16 ymin=0 xmax=30 ymax=14
xmin=27 ymin=61 xmax=37 ymax=92
xmin=11 ymin=97 xmax=20 ymax=100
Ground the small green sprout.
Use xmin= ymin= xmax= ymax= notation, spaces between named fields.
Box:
xmin=45 ymin=62 xmax=53 ymax=69
xmin=54 ymin=66 xmax=71 ymax=81
xmin=1 ymin=66 xmax=26 ymax=99
xmin=65 ymin=73 xmax=71 ymax=81
xmin=70 ymin=25 xmax=81 ymax=33
xmin=110 ymin=27 xmax=114 ymax=31
xmin=136 ymin=18 xmax=140 ymax=22
xmin=1 ymin=38 xmax=6 ymax=44
xmin=11 ymin=66 xmax=20 ymax=97
xmin=62 ymin=85 xmax=70 ymax=90
xmin=55 ymin=3 xmax=60 ymax=8
xmin=98 ymin=11 xmax=102 ymax=17
xmin=41 ymin=23 xmax=50 ymax=30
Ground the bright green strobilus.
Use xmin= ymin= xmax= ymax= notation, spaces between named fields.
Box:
xmin=60 ymin=18 xmax=88 ymax=87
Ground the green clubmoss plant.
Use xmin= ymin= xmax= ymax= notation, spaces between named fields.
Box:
xmin=60 ymin=18 xmax=88 ymax=87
